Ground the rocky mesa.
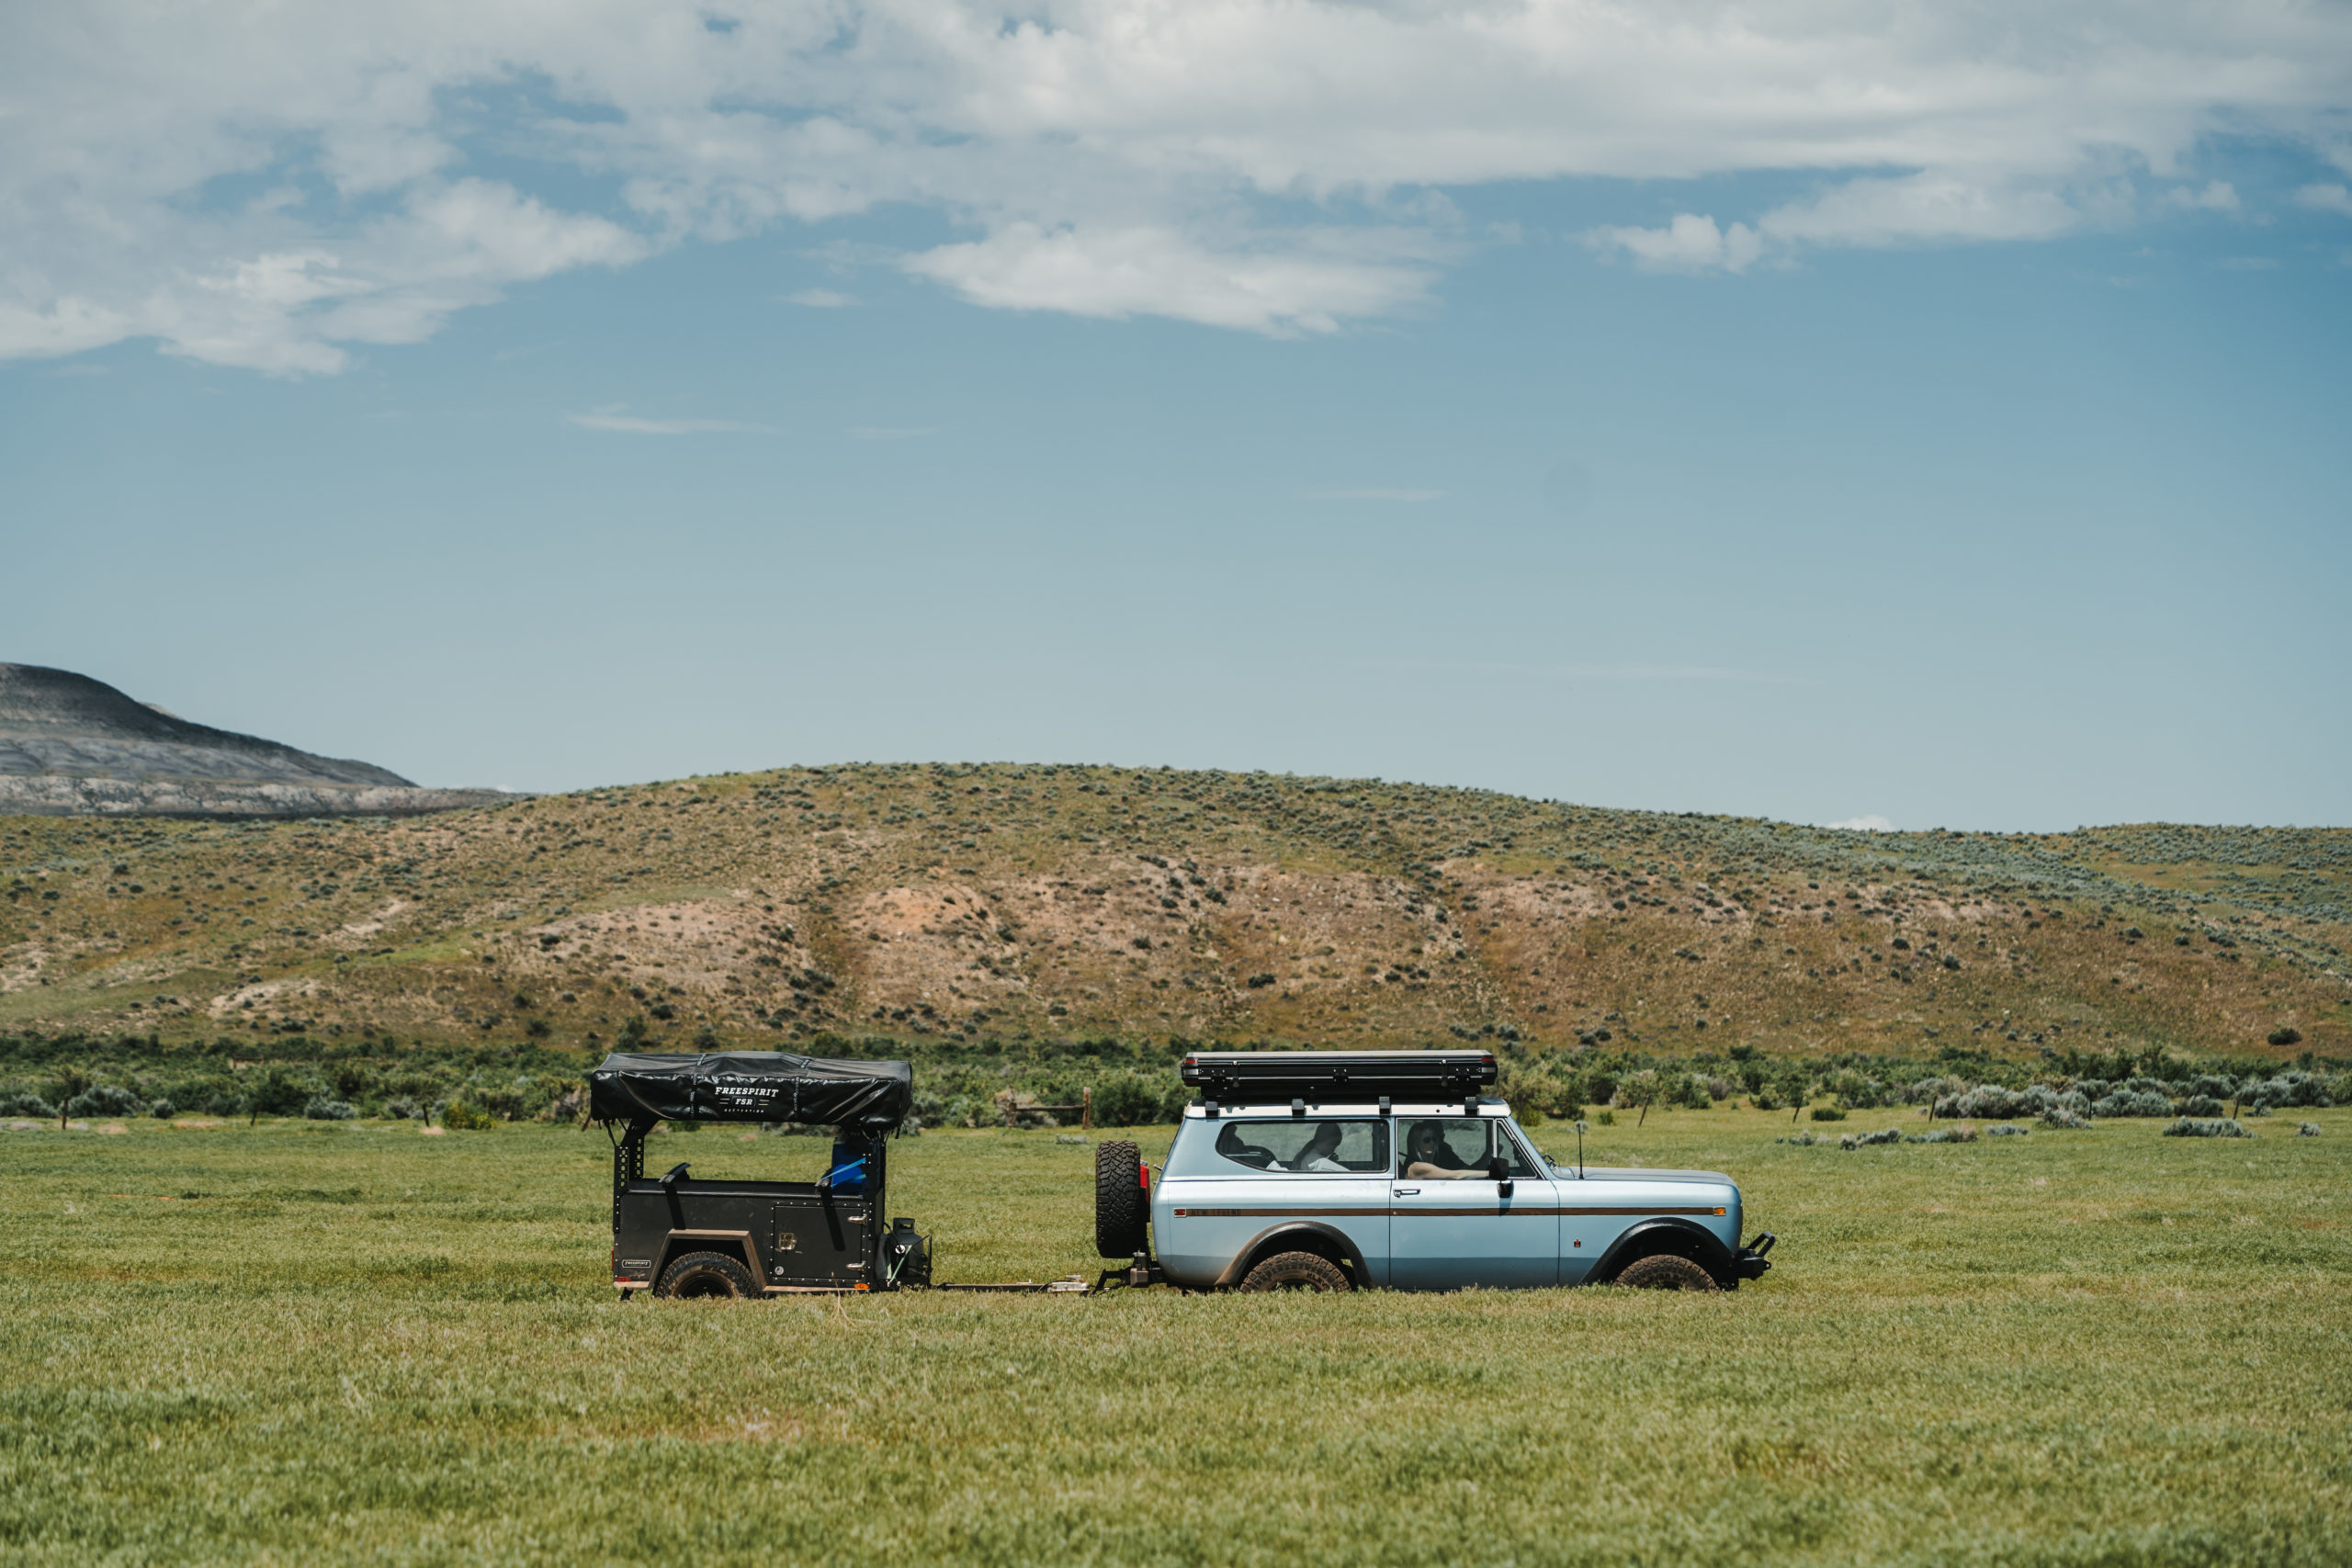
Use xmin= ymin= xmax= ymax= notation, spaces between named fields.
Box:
xmin=0 ymin=663 xmax=507 ymax=818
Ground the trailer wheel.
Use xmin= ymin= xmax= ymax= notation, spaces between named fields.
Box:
xmin=1239 ymin=1251 xmax=1351 ymax=1292
xmin=1095 ymin=1139 xmax=1148 ymax=1260
xmin=1611 ymin=1254 xmax=1720 ymax=1292
xmin=655 ymin=1251 xmax=760 ymax=1300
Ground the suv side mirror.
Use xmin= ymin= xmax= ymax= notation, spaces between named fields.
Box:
xmin=1487 ymin=1156 xmax=1513 ymax=1197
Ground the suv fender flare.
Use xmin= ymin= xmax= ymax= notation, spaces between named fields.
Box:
xmin=1588 ymin=1217 xmax=1737 ymax=1290
xmin=1211 ymin=1222 xmax=1370 ymax=1289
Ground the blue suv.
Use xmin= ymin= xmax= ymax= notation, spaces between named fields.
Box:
xmin=1094 ymin=1051 xmax=1774 ymax=1292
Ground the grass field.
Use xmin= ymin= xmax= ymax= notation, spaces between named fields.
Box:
xmin=4 ymin=1107 xmax=2349 ymax=1565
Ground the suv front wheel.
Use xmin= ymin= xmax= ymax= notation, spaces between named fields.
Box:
xmin=1239 ymin=1251 xmax=1351 ymax=1292
xmin=1611 ymin=1254 xmax=1719 ymax=1292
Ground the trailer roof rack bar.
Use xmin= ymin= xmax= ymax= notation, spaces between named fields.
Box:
xmin=1178 ymin=1050 xmax=1498 ymax=1107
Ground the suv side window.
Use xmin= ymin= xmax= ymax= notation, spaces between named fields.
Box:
xmin=1210 ymin=1119 xmax=1390 ymax=1174
xmin=1396 ymin=1119 xmax=1542 ymax=1177
xmin=1396 ymin=1118 xmax=1490 ymax=1176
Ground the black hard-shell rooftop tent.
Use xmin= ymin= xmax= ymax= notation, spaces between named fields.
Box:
xmin=589 ymin=1052 xmax=912 ymax=1130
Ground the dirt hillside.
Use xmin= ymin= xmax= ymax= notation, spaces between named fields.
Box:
xmin=3 ymin=762 xmax=2346 ymax=1064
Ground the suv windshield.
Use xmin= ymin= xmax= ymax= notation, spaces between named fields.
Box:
xmin=1204 ymin=1119 xmax=1391 ymax=1174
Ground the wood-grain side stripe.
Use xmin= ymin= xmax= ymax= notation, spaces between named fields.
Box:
xmin=1170 ymin=1205 xmax=1724 ymax=1218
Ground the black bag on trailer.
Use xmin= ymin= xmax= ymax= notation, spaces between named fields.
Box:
xmin=589 ymin=1052 xmax=911 ymax=1130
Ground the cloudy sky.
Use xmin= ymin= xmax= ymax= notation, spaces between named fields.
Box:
xmin=4 ymin=0 xmax=2348 ymax=829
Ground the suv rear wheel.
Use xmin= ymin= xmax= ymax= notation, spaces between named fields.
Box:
xmin=656 ymin=1251 xmax=759 ymax=1300
xmin=1611 ymin=1254 xmax=1720 ymax=1292
xmin=1095 ymin=1139 xmax=1148 ymax=1260
xmin=1239 ymin=1251 xmax=1351 ymax=1292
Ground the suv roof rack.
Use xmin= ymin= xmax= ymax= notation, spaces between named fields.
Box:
xmin=1178 ymin=1050 xmax=1497 ymax=1106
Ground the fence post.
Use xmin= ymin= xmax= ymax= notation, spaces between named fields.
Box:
xmin=1081 ymin=1087 xmax=1091 ymax=1132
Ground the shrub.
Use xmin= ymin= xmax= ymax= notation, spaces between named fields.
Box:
xmin=149 ymin=1100 xmax=175 ymax=1120
xmin=0 ymin=1091 xmax=57 ymax=1119
xmin=1908 ymin=1126 xmax=1977 ymax=1144
xmin=1809 ymin=1105 xmax=1848 ymax=1122
xmin=1904 ymin=1075 xmax=1967 ymax=1107
xmin=2238 ymin=1073 xmax=2330 ymax=1111
xmin=66 ymin=1085 xmax=143 ymax=1118
xmin=2299 ymin=1122 xmax=2322 ymax=1137
xmin=1936 ymin=1084 xmax=2043 ymax=1120
xmin=1823 ymin=1069 xmax=1886 ymax=1109
xmin=2091 ymin=1090 xmax=2174 ymax=1118
xmin=2041 ymin=1107 xmax=2090 ymax=1129
xmin=245 ymin=1068 xmax=316 ymax=1118
xmin=1841 ymin=1127 xmax=1903 ymax=1147
xmin=1593 ymin=1110 xmax=1615 ymax=1126
xmin=1090 ymin=1073 xmax=1169 ymax=1128
xmin=1775 ymin=1131 xmax=1819 ymax=1145
xmin=2268 ymin=1027 xmax=2303 ymax=1046
xmin=2181 ymin=1095 xmax=2224 ymax=1118
xmin=441 ymin=1100 xmax=496 ymax=1131
xmin=2164 ymin=1117 xmax=2253 ymax=1139
xmin=383 ymin=1097 xmax=424 ymax=1121
xmin=301 ymin=1096 xmax=357 ymax=1121
xmin=1986 ymin=1123 xmax=2029 ymax=1137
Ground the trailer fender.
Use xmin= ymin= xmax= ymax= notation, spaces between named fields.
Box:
xmin=656 ymin=1228 xmax=766 ymax=1286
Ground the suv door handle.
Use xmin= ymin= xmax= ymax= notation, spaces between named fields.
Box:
xmin=1392 ymin=1188 xmax=1419 ymax=1196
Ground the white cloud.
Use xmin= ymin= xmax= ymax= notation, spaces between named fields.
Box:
xmin=2165 ymin=180 xmax=2240 ymax=211
xmin=1826 ymin=815 xmax=1896 ymax=832
xmin=6 ymin=2 xmax=2351 ymax=369
xmin=567 ymin=412 xmax=770 ymax=434
xmin=785 ymin=288 xmax=857 ymax=308
xmin=2296 ymin=184 xmax=2352 ymax=216
xmin=900 ymin=223 xmax=1434 ymax=336
xmin=1589 ymin=215 xmax=1761 ymax=273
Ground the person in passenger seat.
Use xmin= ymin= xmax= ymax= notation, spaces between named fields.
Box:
xmin=1290 ymin=1122 xmax=1348 ymax=1172
xmin=1402 ymin=1121 xmax=1482 ymax=1179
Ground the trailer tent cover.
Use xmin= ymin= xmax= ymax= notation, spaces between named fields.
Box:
xmin=590 ymin=1052 xmax=912 ymax=1129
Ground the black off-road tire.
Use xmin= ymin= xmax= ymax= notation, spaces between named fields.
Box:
xmin=1611 ymin=1253 xmax=1721 ymax=1292
xmin=1095 ymin=1139 xmax=1148 ymax=1260
xmin=655 ymin=1251 xmax=760 ymax=1300
xmin=1238 ymin=1251 xmax=1352 ymax=1292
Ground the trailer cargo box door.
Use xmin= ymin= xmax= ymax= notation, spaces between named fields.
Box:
xmin=770 ymin=1197 xmax=872 ymax=1288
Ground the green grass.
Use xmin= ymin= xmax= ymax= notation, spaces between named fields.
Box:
xmin=4 ymin=1107 xmax=2349 ymax=1564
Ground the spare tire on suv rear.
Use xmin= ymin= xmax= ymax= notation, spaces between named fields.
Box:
xmin=1095 ymin=1139 xmax=1148 ymax=1259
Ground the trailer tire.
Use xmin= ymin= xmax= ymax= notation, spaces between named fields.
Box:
xmin=1095 ymin=1139 xmax=1148 ymax=1260
xmin=655 ymin=1251 xmax=760 ymax=1300
xmin=1611 ymin=1254 xmax=1720 ymax=1292
xmin=1239 ymin=1251 xmax=1351 ymax=1292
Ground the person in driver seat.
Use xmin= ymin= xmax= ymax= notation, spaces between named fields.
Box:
xmin=1289 ymin=1122 xmax=1349 ymax=1172
xmin=1402 ymin=1121 xmax=1483 ymax=1179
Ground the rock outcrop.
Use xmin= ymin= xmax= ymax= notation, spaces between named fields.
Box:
xmin=0 ymin=663 xmax=508 ymax=818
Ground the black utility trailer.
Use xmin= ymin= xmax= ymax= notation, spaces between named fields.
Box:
xmin=592 ymin=1052 xmax=933 ymax=1298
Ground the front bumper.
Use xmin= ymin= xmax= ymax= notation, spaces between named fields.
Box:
xmin=1736 ymin=1231 xmax=1777 ymax=1281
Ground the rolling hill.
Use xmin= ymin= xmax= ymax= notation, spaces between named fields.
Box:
xmin=4 ymin=762 xmax=2346 ymax=1074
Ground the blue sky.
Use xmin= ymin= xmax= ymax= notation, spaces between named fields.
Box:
xmin=4 ymin=4 xmax=2349 ymax=831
